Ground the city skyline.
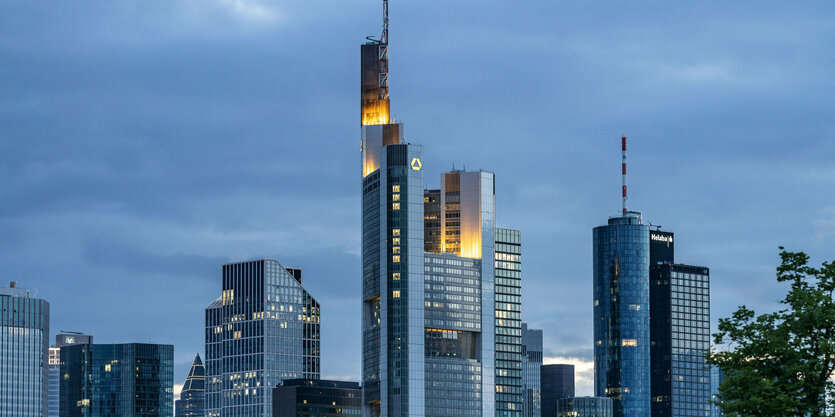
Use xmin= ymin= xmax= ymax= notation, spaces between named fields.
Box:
xmin=2 ymin=0 xmax=834 ymax=401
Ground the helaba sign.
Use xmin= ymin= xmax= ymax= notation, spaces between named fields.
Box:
xmin=651 ymin=233 xmax=673 ymax=244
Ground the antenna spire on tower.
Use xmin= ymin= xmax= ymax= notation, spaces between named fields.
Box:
xmin=378 ymin=0 xmax=389 ymax=101
xmin=622 ymin=134 xmax=628 ymax=215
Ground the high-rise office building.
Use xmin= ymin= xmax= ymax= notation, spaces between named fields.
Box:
xmin=593 ymin=210 xmax=650 ymax=417
xmin=272 ymin=379 xmax=362 ymax=417
xmin=709 ymin=365 xmax=724 ymax=417
xmin=0 ymin=282 xmax=49 ymax=417
xmin=205 ymin=260 xmax=321 ymax=417
xmin=541 ymin=364 xmax=575 ymax=417
xmin=495 ymin=228 xmax=523 ymax=417
xmin=60 ymin=343 xmax=174 ymax=417
xmin=593 ymin=136 xmax=652 ymax=417
xmin=558 ymin=397 xmax=614 ymax=417
xmin=521 ymin=323 xmax=542 ymax=417
xmin=650 ymin=262 xmax=711 ymax=417
xmin=359 ymin=7 xmax=501 ymax=416
xmin=48 ymin=332 xmax=93 ymax=417
xmin=175 ymin=354 xmax=205 ymax=417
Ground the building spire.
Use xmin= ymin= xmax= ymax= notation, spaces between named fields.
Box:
xmin=622 ymin=134 xmax=628 ymax=215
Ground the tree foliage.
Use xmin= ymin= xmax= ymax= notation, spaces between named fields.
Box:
xmin=709 ymin=248 xmax=835 ymax=417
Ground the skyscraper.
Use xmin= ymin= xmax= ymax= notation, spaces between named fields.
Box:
xmin=649 ymin=262 xmax=711 ymax=417
xmin=205 ymin=260 xmax=320 ymax=417
xmin=360 ymin=6 xmax=501 ymax=416
xmin=495 ymin=228 xmax=523 ymax=417
xmin=0 ymin=282 xmax=50 ymax=417
xmin=541 ymin=364 xmax=575 ymax=417
xmin=593 ymin=210 xmax=650 ymax=417
xmin=48 ymin=332 xmax=93 ymax=417
xmin=521 ymin=323 xmax=542 ymax=417
xmin=60 ymin=343 xmax=174 ymax=417
xmin=593 ymin=136 xmax=650 ymax=417
xmin=175 ymin=354 xmax=205 ymax=417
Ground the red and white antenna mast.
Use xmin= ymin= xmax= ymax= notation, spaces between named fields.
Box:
xmin=622 ymin=134 xmax=628 ymax=215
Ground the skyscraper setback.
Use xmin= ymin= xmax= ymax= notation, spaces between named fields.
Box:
xmin=359 ymin=4 xmax=521 ymax=417
xmin=205 ymin=260 xmax=321 ymax=417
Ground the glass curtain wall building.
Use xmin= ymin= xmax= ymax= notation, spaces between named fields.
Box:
xmin=59 ymin=343 xmax=174 ymax=417
xmin=650 ymin=263 xmax=711 ymax=417
xmin=709 ymin=365 xmax=724 ymax=417
xmin=272 ymin=379 xmax=361 ymax=417
xmin=205 ymin=260 xmax=321 ymax=417
xmin=359 ymin=10 xmax=501 ymax=416
xmin=48 ymin=332 xmax=93 ymax=417
xmin=541 ymin=364 xmax=575 ymax=417
xmin=558 ymin=397 xmax=614 ymax=417
xmin=0 ymin=283 xmax=49 ymax=417
xmin=494 ymin=228 xmax=523 ymax=417
xmin=175 ymin=354 xmax=205 ymax=417
xmin=521 ymin=323 xmax=542 ymax=417
xmin=593 ymin=212 xmax=650 ymax=417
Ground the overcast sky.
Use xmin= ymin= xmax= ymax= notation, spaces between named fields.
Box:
xmin=2 ymin=0 xmax=834 ymax=396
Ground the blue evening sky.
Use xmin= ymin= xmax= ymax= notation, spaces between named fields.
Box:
xmin=2 ymin=0 xmax=834 ymax=395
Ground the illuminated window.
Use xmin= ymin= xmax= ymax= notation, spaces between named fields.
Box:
xmin=392 ymin=229 xmax=400 ymax=236
xmin=393 ymin=273 xmax=400 ymax=280
xmin=105 ymin=364 xmax=111 ymax=372
xmin=392 ymin=237 xmax=401 ymax=245
xmin=392 ymin=255 xmax=400 ymax=263
xmin=392 ymin=290 xmax=400 ymax=298
xmin=622 ymin=339 xmax=638 ymax=347
xmin=594 ymin=299 xmax=599 ymax=306
xmin=392 ymin=185 xmax=400 ymax=192
xmin=629 ymin=304 xmax=641 ymax=311
xmin=392 ymin=246 xmax=400 ymax=254
xmin=392 ymin=194 xmax=400 ymax=201
xmin=392 ymin=203 xmax=400 ymax=210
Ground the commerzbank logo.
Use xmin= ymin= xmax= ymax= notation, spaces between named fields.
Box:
xmin=411 ymin=158 xmax=422 ymax=171
xmin=651 ymin=234 xmax=673 ymax=244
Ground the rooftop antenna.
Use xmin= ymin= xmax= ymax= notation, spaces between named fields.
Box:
xmin=622 ymin=134 xmax=628 ymax=215
xmin=378 ymin=0 xmax=389 ymax=101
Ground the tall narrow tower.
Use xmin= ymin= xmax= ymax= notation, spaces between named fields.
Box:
xmin=360 ymin=4 xmax=497 ymax=417
xmin=592 ymin=137 xmax=651 ymax=417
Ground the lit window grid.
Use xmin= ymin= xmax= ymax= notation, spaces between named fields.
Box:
xmin=495 ymin=228 xmax=523 ymax=417
xmin=205 ymin=260 xmax=321 ymax=417
xmin=669 ymin=269 xmax=711 ymax=417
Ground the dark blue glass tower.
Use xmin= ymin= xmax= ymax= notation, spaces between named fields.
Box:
xmin=593 ymin=212 xmax=650 ymax=417
xmin=60 ymin=343 xmax=174 ymax=417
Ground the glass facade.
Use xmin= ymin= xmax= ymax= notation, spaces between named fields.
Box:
xmin=650 ymin=264 xmax=711 ymax=417
xmin=0 ymin=284 xmax=49 ymax=417
xmin=521 ymin=323 xmax=542 ymax=417
xmin=708 ymin=365 xmax=724 ymax=417
xmin=59 ymin=343 xmax=174 ymax=417
xmin=593 ymin=212 xmax=650 ymax=417
xmin=272 ymin=379 xmax=361 ymax=417
xmin=541 ymin=364 xmax=575 ymax=417
xmin=174 ymin=354 xmax=205 ymax=417
xmin=494 ymin=228 xmax=523 ymax=417
xmin=48 ymin=332 xmax=94 ymax=417
xmin=205 ymin=260 xmax=320 ymax=417
xmin=557 ymin=397 xmax=614 ymax=417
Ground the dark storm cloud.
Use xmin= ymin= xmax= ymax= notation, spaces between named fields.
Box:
xmin=2 ymin=0 xmax=834 ymax=393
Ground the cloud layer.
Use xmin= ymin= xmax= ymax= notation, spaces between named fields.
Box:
xmin=2 ymin=0 xmax=834 ymax=388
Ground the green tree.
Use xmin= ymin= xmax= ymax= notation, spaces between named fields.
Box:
xmin=709 ymin=248 xmax=835 ymax=417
